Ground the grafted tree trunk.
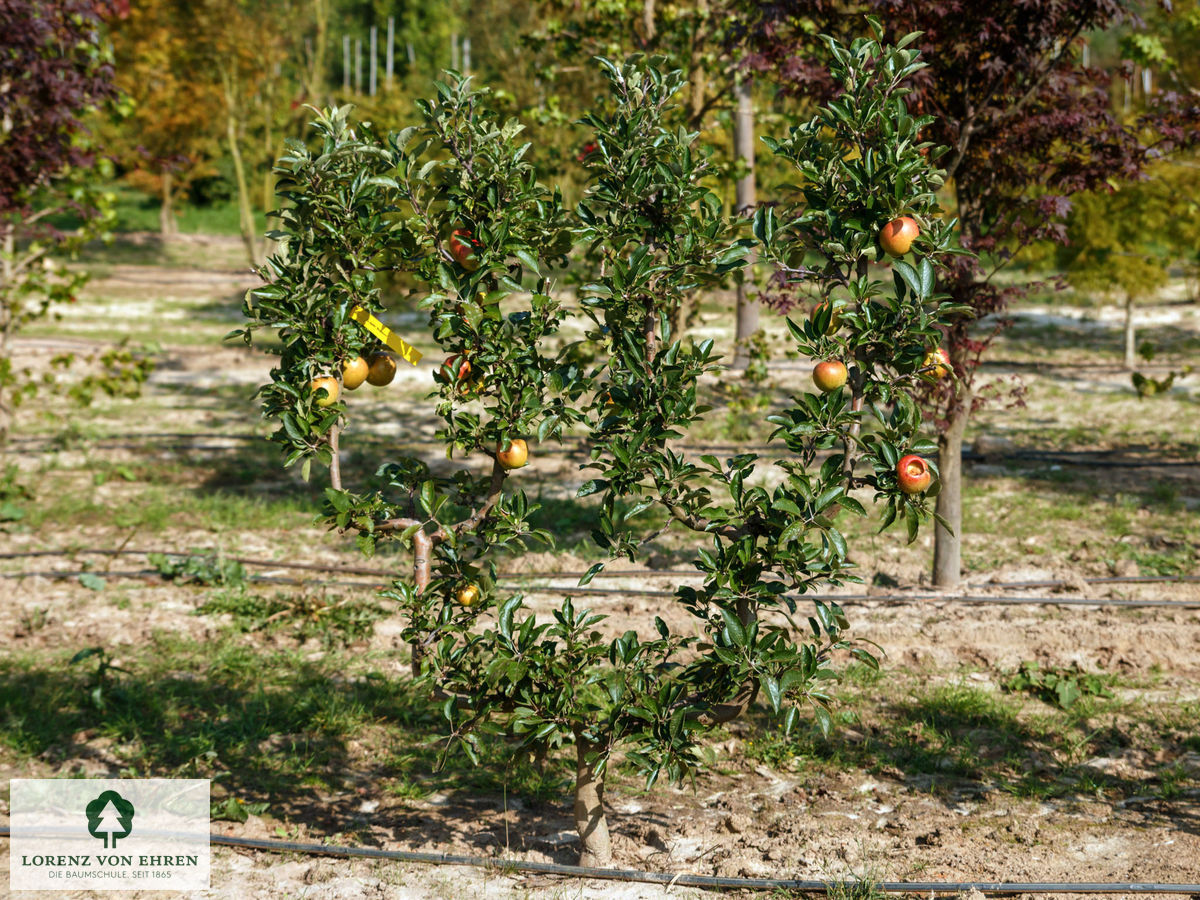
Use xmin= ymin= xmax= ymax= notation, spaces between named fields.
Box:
xmin=1123 ymin=293 xmax=1136 ymax=370
xmin=932 ymin=387 xmax=971 ymax=589
xmin=573 ymin=735 xmax=611 ymax=867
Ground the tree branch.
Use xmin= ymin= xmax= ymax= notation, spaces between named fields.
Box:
xmin=328 ymin=422 xmax=342 ymax=491
xmin=455 ymin=456 xmax=508 ymax=536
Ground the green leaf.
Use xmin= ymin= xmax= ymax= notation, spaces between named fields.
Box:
xmin=512 ymin=248 xmax=541 ymax=276
xmin=78 ymin=573 xmax=106 ymax=592
xmin=812 ymin=703 xmax=833 ymax=738
xmin=579 ymin=562 xmax=605 ymax=587
xmin=761 ymin=675 xmax=782 ymax=713
xmin=893 ymin=260 xmax=921 ymax=298
xmin=720 ymin=607 xmax=747 ymax=647
xmin=918 ymin=257 xmax=935 ymax=298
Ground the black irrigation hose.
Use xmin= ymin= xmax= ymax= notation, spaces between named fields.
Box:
xmin=1 ymin=827 xmax=1196 ymax=895
xmin=9 ymin=431 xmax=1199 ymax=468
xmin=1 ymin=548 xmax=1197 ymax=590
xmin=6 ymin=566 xmax=1200 ymax=609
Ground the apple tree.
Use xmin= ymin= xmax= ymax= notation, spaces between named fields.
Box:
xmin=241 ymin=26 xmax=960 ymax=867
xmin=744 ymin=0 xmax=1200 ymax=588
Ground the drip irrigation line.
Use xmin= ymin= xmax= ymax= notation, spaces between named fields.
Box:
xmin=0 ymin=549 xmax=1196 ymax=591
xmin=6 ymin=565 xmax=1200 ymax=609
xmin=0 ymin=827 xmax=1195 ymax=895
xmin=9 ymin=431 xmax=1198 ymax=469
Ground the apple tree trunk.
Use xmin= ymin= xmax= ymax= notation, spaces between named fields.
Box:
xmin=933 ymin=388 xmax=970 ymax=589
xmin=731 ymin=77 xmax=758 ymax=370
xmin=573 ymin=735 xmax=611 ymax=868
xmin=1123 ymin=293 xmax=1136 ymax=370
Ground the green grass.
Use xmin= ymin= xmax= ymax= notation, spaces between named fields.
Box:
xmin=740 ymin=670 xmax=1197 ymax=804
xmin=48 ymin=184 xmax=261 ymax=239
xmin=0 ymin=628 xmax=577 ymax=809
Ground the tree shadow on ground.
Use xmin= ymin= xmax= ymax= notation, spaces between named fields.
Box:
xmin=743 ymin=679 xmax=1200 ymax=837
xmin=0 ymin=644 xmax=606 ymax=861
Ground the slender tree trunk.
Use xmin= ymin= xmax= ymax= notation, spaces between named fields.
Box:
xmin=1123 ymin=293 xmax=1136 ymax=370
xmin=731 ymin=76 xmax=758 ymax=370
xmin=227 ymin=111 xmax=260 ymax=268
xmin=933 ymin=387 xmax=971 ymax=589
xmin=573 ymin=735 xmax=611 ymax=867
xmin=686 ymin=0 xmax=709 ymax=127
xmin=222 ymin=72 xmax=261 ymax=269
xmin=641 ymin=0 xmax=656 ymax=46
xmin=0 ymin=223 xmax=14 ymax=446
xmin=159 ymin=171 xmax=177 ymax=236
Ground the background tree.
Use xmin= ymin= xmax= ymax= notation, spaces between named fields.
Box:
xmin=107 ymin=0 xmax=222 ymax=234
xmin=240 ymin=27 xmax=960 ymax=866
xmin=1057 ymin=171 xmax=1175 ymax=370
xmin=0 ymin=0 xmax=121 ymax=445
xmin=743 ymin=0 xmax=1200 ymax=588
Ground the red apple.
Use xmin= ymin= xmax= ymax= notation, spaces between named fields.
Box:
xmin=897 ymin=454 xmax=932 ymax=494
xmin=441 ymin=354 xmax=472 ymax=382
xmin=812 ymin=360 xmax=848 ymax=393
xmin=923 ymin=347 xmax=951 ymax=379
xmin=880 ymin=216 xmax=919 ymax=257
xmin=448 ymin=228 xmax=481 ymax=271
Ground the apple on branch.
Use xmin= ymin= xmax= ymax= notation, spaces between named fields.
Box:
xmin=448 ymin=228 xmax=482 ymax=271
xmin=813 ymin=360 xmax=848 ymax=393
xmin=880 ymin=216 xmax=919 ymax=257
xmin=310 ymin=375 xmax=339 ymax=407
xmin=897 ymin=454 xmax=933 ymax=494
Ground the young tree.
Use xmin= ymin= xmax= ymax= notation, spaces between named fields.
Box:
xmin=0 ymin=0 xmax=121 ymax=445
xmin=241 ymin=26 xmax=959 ymax=866
xmin=1057 ymin=172 xmax=1176 ymax=370
xmin=744 ymin=1 xmax=1200 ymax=587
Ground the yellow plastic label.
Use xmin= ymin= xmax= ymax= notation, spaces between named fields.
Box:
xmin=349 ymin=305 xmax=422 ymax=366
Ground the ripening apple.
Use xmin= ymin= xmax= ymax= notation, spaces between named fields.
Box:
xmin=923 ymin=347 xmax=951 ymax=379
xmin=879 ymin=216 xmax=919 ymax=257
xmin=342 ymin=356 xmax=369 ymax=390
xmin=455 ymin=584 xmax=481 ymax=607
xmin=448 ymin=228 xmax=481 ymax=271
xmin=310 ymin=375 xmax=340 ymax=408
xmin=365 ymin=353 xmax=397 ymax=386
xmin=812 ymin=360 xmax=848 ymax=393
xmin=442 ymin=354 xmax=472 ymax=382
xmin=810 ymin=300 xmax=842 ymax=336
xmin=896 ymin=454 xmax=932 ymax=494
xmin=497 ymin=438 xmax=529 ymax=469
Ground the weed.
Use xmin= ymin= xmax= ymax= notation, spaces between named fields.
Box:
xmin=197 ymin=588 xmax=385 ymax=647
xmin=148 ymin=551 xmax=246 ymax=587
xmin=69 ymin=647 xmax=130 ymax=711
xmin=1002 ymin=661 xmax=1114 ymax=710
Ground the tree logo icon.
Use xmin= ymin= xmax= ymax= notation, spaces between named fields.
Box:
xmin=85 ymin=790 xmax=135 ymax=849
